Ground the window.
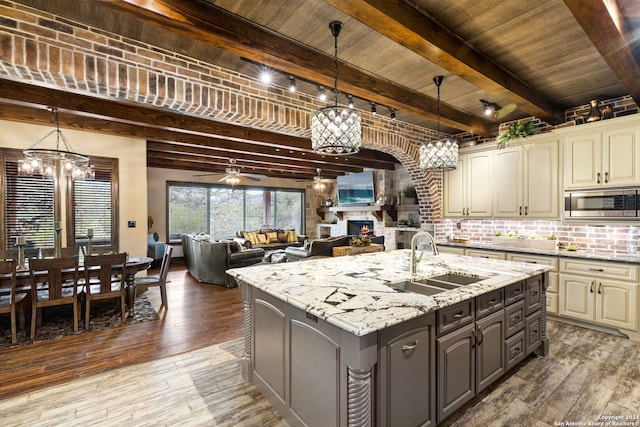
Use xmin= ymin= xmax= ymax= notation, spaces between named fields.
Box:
xmin=168 ymin=182 xmax=305 ymax=241
xmin=0 ymin=148 xmax=119 ymax=252
xmin=1 ymin=150 xmax=56 ymax=249
xmin=70 ymin=157 xmax=118 ymax=249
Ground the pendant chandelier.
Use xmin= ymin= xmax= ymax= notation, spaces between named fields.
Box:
xmin=18 ymin=107 xmax=94 ymax=180
xmin=419 ymin=76 xmax=459 ymax=171
xmin=311 ymin=21 xmax=362 ymax=155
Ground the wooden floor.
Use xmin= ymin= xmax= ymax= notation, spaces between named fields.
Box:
xmin=1 ymin=263 xmax=640 ymax=426
xmin=0 ymin=260 xmax=244 ymax=400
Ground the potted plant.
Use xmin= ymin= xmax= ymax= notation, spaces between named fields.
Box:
xmin=401 ymin=185 xmax=417 ymax=205
xmin=496 ymin=121 xmax=539 ymax=147
xmin=349 ymin=235 xmax=371 ymax=247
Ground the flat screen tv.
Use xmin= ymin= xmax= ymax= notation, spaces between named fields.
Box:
xmin=337 ymin=171 xmax=375 ymax=205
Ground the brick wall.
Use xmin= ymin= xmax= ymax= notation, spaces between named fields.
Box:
xmin=0 ymin=1 xmax=445 ymax=224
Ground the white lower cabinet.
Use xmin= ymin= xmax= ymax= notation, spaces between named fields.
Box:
xmin=559 ymin=259 xmax=638 ymax=332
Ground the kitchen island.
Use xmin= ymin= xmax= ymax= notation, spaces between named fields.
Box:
xmin=228 ymin=250 xmax=552 ymax=427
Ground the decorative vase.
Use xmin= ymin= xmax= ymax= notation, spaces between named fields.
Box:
xmin=404 ymin=197 xmax=416 ymax=205
xmin=585 ymin=99 xmax=601 ymax=123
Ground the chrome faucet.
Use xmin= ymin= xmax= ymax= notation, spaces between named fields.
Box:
xmin=410 ymin=231 xmax=439 ymax=277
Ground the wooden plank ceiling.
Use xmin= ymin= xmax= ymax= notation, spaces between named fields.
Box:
xmin=1 ymin=0 xmax=639 ymax=181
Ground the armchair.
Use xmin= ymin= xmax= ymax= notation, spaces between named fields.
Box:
xmin=147 ymin=232 xmax=165 ymax=268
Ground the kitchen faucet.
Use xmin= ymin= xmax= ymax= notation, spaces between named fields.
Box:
xmin=410 ymin=231 xmax=439 ymax=277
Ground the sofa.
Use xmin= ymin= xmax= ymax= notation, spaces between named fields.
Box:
xmin=182 ymin=234 xmax=264 ymax=287
xmin=284 ymin=235 xmax=384 ymax=261
xmin=234 ymin=229 xmax=306 ymax=250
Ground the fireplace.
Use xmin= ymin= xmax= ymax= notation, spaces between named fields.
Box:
xmin=347 ymin=220 xmax=375 ymax=236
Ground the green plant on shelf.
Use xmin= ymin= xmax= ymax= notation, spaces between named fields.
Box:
xmin=401 ymin=185 xmax=417 ymax=199
xmin=496 ymin=121 xmax=539 ymax=147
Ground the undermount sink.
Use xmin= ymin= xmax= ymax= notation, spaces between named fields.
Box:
xmin=392 ymin=281 xmax=449 ymax=296
xmin=423 ymin=273 xmax=486 ymax=287
xmin=390 ymin=273 xmax=488 ymax=296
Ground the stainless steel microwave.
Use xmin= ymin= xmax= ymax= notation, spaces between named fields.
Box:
xmin=564 ymin=189 xmax=638 ymax=219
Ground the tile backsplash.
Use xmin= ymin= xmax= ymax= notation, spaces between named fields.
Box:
xmin=438 ymin=219 xmax=640 ymax=255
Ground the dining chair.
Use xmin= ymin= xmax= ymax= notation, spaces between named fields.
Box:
xmin=40 ymin=247 xmax=80 ymax=258
xmin=83 ymin=252 xmax=127 ymax=330
xmin=29 ymin=256 xmax=80 ymax=340
xmin=135 ymin=245 xmax=173 ymax=308
xmin=0 ymin=259 xmax=27 ymax=344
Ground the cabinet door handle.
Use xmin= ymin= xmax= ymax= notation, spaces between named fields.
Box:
xmin=487 ymin=299 xmax=497 ymax=305
xmin=597 ymin=172 xmax=601 ymax=184
xmin=511 ymin=315 xmax=521 ymax=325
xmin=597 ymin=282 xmax=602 ymax=294
xmin=531 ymin=290 xmax=539 ymax=296
xmin=452 ymin=311 xmax=465 ymax=319
xmin=604 ymin=171 xmax=609 ymax=183
xmin=525 ymin=261 xmax=538 ymax=264
xmin=476 ymin=328 xmax=484 ymax=345
xmin=589 ymin=281 xmax=594 ymax=293
xmin=519 ymin=206 xmax=522 ymax=216
xmin=588 ymin=268 xmax=604 ymax=272
xmin=402 ymin=341 xmax=418 ymax=352
xmin=511 ymin=347 xmax=521 ymax=356
xmin=525 ymin=206 xmax=528 ymax=215
xmin=511 ymin=289 xmax=522 ymax=297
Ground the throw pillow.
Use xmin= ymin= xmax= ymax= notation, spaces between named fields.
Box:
xmin=266 ymin=231 xmax=278 ymax=243
xmin=286 ymin=230 xmax=298 ymax=243
xmin=277 ymin=232 xmax=288 ymax=243
xmin=256 ymin=233 xmax=268 ymax=245
xmin=243 ymin=232 xmax=258 ymax=245
xmin=229 ymin=241 xmax=241 ymax=252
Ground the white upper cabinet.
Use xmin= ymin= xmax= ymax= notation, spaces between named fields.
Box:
xmin=494 ymin=136 xmax=559 ymax=218
xmin=563 ymin=116 xmax=640 ymax=189
xmin=444 ymin=150 xmax=493 ymax=218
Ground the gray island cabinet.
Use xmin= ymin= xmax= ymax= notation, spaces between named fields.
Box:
xmin=228 ymin=251 xmax=551 ymax=427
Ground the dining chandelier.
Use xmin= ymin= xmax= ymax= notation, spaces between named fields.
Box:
xmin=18 ymin=107 xmax=94 ymax=180
xmin=419 ymin=76 xmax=459 ymax=172
xmin=311 ymin=21 xmax=362 ymax=155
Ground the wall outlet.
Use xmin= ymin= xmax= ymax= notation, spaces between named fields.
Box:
xmin=127 ymin=220 xmax=136 ymax=228
xmin=456 ymin=221 xmax=461 ymax=230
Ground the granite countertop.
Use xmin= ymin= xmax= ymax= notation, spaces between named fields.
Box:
xmin=438 ymin=240 xmax=640 ymax=264
xmin=227 ymin=250 xmax=551 ymax=337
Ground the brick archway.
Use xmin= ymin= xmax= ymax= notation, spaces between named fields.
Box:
xmin=361 ymin=128 xmax=442 ymax=224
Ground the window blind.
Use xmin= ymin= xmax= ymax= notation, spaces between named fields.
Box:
xmin=4 ymin=160 xmax=55 ymax=249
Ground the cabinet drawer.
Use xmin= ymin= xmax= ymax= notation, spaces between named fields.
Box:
xmin=560 ymin=259 xmax=638 ymax=282
xmin=505 ymin=281 xmax=525 ymax=305
xmin=505 ymin=300 xmax=525 ymax=338
xmin=505 ymin=330 xmax=526 ymax=371
xmin=476 ymin=289 xmax=504 ymax=319
xmin=437 ymin=300 xmax=474 ymax=336
xmin=507 ymin=254 xmax=558 ymax=271
xmin=465 ymin=249 xmax=506 ymax=260
xmin=546 ymin=293 xmax=558 ymax=315
xmin=525 ymin=275 xmax=543 ymax=316
xmin=438 ymin=246 xmax=466 ymax=256
xmin=525 ymin=311 xmax=542 ymax=355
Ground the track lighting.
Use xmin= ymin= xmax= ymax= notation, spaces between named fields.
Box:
xmin=318 ymin=86 xmax=327 ymax=102
xmin=259 ymin=65 xmax=272 ymax=84
xmin=347 ymin=95 xmax=354 ymax=109
xmin=390 ymin=108 xmax=396 ymax=120
xmin=288 ymin=76 xmax=296 ymax=92
xmin=371 ymin=102 xmax=377 ymax=115
xmin=480 ymin=99 xmax=499 ymax=117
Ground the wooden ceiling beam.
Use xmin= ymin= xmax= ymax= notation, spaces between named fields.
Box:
xmin=563 ymin=0 xmax=640 ymax=107
xmin=97 ymin=0 xmax=497 ymax=135
xmin=0 ymin=78 xmax=398 ymax=169
xmin=322 ymin=0 xmax=564 ymax=125
xmin=146 ymin=141 xmax=365 ymax=176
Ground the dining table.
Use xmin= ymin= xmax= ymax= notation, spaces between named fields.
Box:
xmin=11 ymin=255 xmax=154 ymax=317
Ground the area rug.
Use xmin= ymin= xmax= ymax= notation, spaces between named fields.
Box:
xmin=0 ymin=295 xmax=159 ymax=349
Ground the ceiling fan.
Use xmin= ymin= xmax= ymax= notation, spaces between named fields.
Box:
xmin=311 ymin=168 xmax=337 ymax=191
xmin=493 ymin=102 xmax=518 ymax=119
xmin=193 ymin=158 xmax=267 ymax=185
